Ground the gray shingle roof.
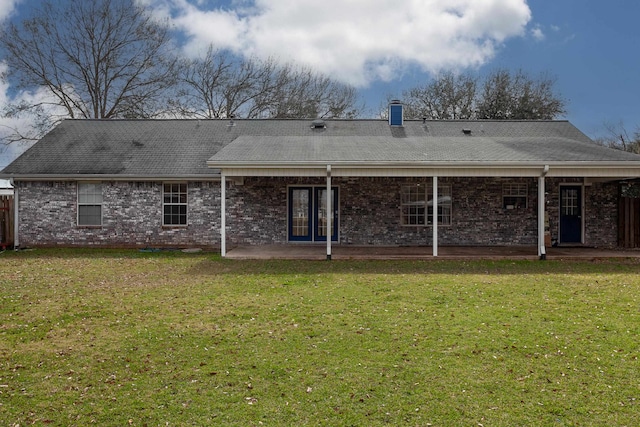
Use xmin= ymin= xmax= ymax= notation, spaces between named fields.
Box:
xmin=210 ymin=119 xmax=640 ymax=165
xmin=2 ymin=118 xmax=639 ymax=178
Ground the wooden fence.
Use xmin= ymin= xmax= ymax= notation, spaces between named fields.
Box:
xmin=619 ymin=197 xmax=640 ymax=248
xmin=0 ymin=195 xmax=13 ymax=249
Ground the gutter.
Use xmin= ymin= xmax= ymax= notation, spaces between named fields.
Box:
xmin=209 ymin=160 xmax=640 ymax=179
xmin=206 ymin=160 xmax=640 ymax=169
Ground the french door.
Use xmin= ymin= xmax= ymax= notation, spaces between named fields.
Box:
xmin=288 ymin=187 xmax=338 ymax=242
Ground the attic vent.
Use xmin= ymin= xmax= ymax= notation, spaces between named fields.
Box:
xmin=462 ymin=128 xmax=472 ymax=135
xmin=311 ymin=119 xmax=326 ymax=129
xmin=389 ymin=100 xmax=403 ymax=127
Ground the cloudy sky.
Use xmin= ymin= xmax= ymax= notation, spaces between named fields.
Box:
xmin=1 ymin=0 xmax=640 ymax=167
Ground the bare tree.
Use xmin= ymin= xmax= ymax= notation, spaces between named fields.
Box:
xmin=594 ymin=121 xmax=640 ymax=153
xmin=175 ymin=46 xmax=361 ymax=120
xmin=402 ymin=71 xmax=477 ymax=120
xmin=476 ymin=69 xmax=566 ymax=120
xmin=396 ymin=68 xmax=566 ymax=121
xmin=0 ymin=0 xmax=178 ymax=142
xmin=173 ymin=47 xmax=276 ymax=119
xmin=264 ymin=65 xmax=360 ymax=119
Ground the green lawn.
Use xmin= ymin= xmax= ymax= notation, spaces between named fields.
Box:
xmin=1 ymin=249 xmax=639 ymax=426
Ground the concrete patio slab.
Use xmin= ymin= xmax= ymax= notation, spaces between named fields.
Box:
xmin=225 ymin=245 xmax=640 ymax=261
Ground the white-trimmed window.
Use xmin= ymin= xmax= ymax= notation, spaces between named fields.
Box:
xmin=401 ymin=183 xmax=452 ymax=226
xmin=401 ymin=184 xmax=426 ymax=225
xmin=503 ymin=183 xmax=528 ymax=209
xmin=163 ymin=183 xmax=187 ymax=226
xmin=78 ymin=182 xmax=103 ymax=226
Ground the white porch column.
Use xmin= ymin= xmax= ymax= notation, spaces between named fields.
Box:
xmin=538 ymin=170 xmax=547 ymax=259
xmin=326 ymin=165 xmax=332 ymax=260
xmin=433 ymin=176 xmax=438 ymax=257
xmin=220 ymin=173 xmax=226 ymax=257
xmin=12 ymin=179 xmax=18 ymax=248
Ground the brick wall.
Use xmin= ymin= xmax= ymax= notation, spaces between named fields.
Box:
xmin=16 ymin=181 xmax=221 ymax=248
xmin=544 ymin=179 xmax=619 ymax=248
xmin=16 ymin=177 xmax=621 ymax=248
xmin=227 ymin=176 xmax=620 ymax=248
xmin=583 ymin=181 xmax=619 ymax=247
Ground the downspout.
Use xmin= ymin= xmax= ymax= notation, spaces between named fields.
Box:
xmin=326 ymin=165 xmax=332 ymax=261
xmin=10 ymin=178 xmax=18 ymax=249
xmin=538 ymin=165 xmax=549 ymax=260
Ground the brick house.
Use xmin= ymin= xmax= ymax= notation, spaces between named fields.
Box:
xmin=3 ymin=105 xmax=640 ymax=257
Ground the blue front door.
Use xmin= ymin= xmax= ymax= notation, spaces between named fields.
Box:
xmin=559 ymin=185 xmax=582 ymax=244
xmin=288 ymin=187 xmax=338 ymax=242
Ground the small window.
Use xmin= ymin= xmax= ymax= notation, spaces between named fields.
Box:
xmin=401 ymin=183 xmax=452 ymax=226
xmin=163 ymin=183 xmax=187 ymax=226
xmin=503 ymin=183 xmax=528 ymax=209
xmin=78 ymin=182 xmax=102 ymax=226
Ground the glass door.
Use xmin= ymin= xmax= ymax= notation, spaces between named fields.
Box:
xmin=288 ymin=186 xmax=338 ymax=242
xmin=289 ymin=187 xmax=312 ymax=241
xmin=314 ymin=188 xmax=338 ymax=242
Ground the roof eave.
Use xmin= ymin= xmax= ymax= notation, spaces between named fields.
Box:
xmin=208 ymin=160 xmax=640 ymax=178
xmin=207 ymin=160 xmax=640 ymax=168
xmin=0 ymin=173 xmax=221 ymax=181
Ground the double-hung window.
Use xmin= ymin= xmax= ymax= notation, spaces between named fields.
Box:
xmin=78 ymin=182 xmax=103 ymax=226
xmin=401 ymin=185 xmax=426 ymax=225
xmin=163 ymin=183 xmax=187 ymax=226
xmin=401 ymin=183 xmax=452 ymax=226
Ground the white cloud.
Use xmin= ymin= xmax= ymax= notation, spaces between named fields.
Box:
xmin=0 ymin=0 xmax=19 ymax=22
xmin=144 ymin=0 xmax=532 ymax=86
xmin=530 ymin=24 xmax=545 ymax=41
xmin=0 ymin=62 xmax=54 ymax=166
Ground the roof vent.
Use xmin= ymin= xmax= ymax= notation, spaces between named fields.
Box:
xmin=389 ymin=100 xmax=403 ymax=127
xmin=462 ymin=128 xmax=472 ymax=135
xmin=311 ymin=119 xmax=326 ymax=129
xmin=227 ymin=115 xmax=236 ymax=127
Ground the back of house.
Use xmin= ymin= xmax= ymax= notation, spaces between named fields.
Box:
xmin=3 ymin=113 xmax=640 ymax=255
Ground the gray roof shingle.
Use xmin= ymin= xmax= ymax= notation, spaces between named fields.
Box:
xmin=2 ymin=118 xmax=639 ymax=177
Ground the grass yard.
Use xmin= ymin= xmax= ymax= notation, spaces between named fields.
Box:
xmin=1 ymin=249 xmax=639 ymax=426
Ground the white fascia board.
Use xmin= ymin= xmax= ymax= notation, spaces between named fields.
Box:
xmin=210 ymin=160 xmax=640 ymax=168
xmin=213 ymin=161 xmax=640 ymax=178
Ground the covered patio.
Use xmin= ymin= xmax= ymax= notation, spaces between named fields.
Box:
xmin=225 ymin=244 xmax=640 ymax=260
xmin=206 ymin=119 xmax=640 ymax=259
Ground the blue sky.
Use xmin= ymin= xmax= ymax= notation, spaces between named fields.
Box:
xmin=365 ymin=0 xmax=640 ymax=137
xmin=1 ymin=0 xmax=639 ymax=168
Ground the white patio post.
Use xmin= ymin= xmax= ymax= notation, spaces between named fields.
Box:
xmin=12 ymin=180 xmax=19 ymax=248
xmin=538 ymin=165 xmax=549 ymax=259
xmin=538 ymin=175 xmax=546 ymax=259
xmin=433 ymin=176 xmax=438 ymax=257
xmin=326 ymin=164 xmax=332 ymax=260
xmin=220 ymin=172 xmax=226 ymax=257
